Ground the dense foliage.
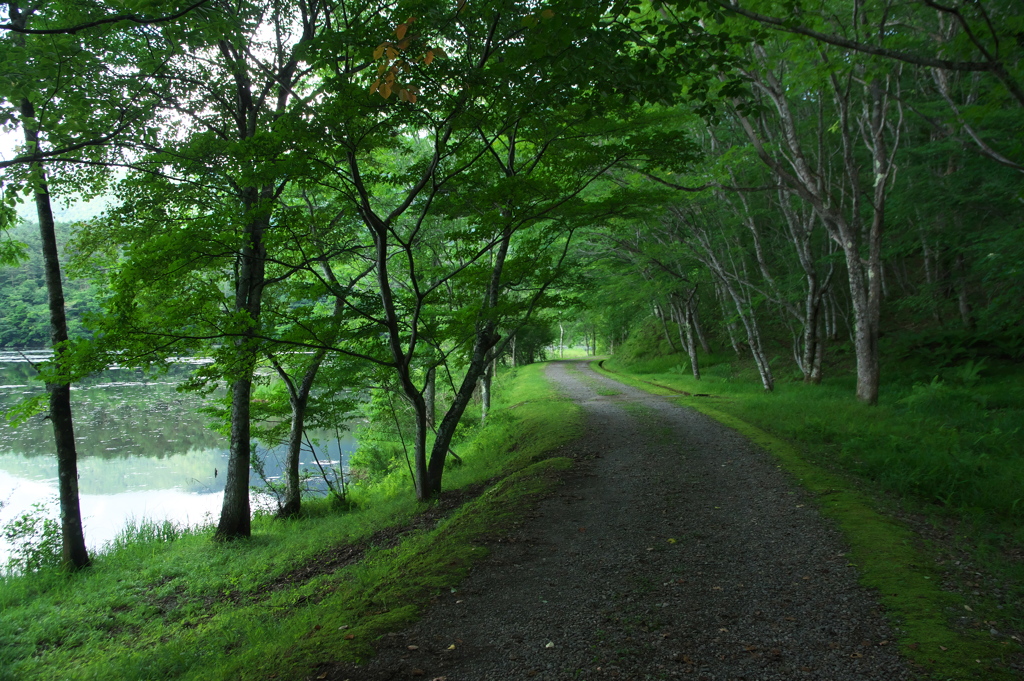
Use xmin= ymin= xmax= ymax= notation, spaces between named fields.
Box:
xmin=0 ymin=221 xmax=98 ymax=348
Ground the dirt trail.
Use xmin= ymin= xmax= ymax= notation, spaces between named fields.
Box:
xmin=325 ymin=360 xmax=915 ymax=680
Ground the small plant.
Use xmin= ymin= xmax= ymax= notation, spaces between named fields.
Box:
xmin=250 ymin=446 xmax=287 ymax=514
xmin=943 ymin=358 xmax=987 ymax=387
xmin=670 ymin=361 xmax=690 ymax=375
xmin=3 ymin=499 xmax=62 ymax=575
xmin=106 ymin=517 xmax=189 ymax=552
xmin=899 ymin=377 xmax=986 ymax=427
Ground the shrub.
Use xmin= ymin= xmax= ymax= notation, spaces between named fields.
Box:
xmin=3 ymin=500 xmax=62 ymax=575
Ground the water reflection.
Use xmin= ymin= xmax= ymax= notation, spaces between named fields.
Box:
xmin=0 ymin=352 xmax=357 ymax=563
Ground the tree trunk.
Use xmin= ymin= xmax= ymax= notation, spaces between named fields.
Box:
xmin=272 ymin=350 xmax=324 ymax=519
xmin=480 ymin=360 xmax=492 ymax=425
xmin=810 ymin=317 xmax=825 ymax=384
xmin=19 ymin=97 xmax=90 ymax=570
xmin=217 ymin=376 xmax=253 ymax=539
xmin=426 ymin=323 xmax=498 ymax=497
xmin=716 ymin=284 xmax=743 ymax=356
xmin=422 ymin=225 xmax=514 ymax=497
xmin=801 ymin=283 xmax=823 ymax=384
xmin=846 ymin=251 xmax=881 ymax=404
xmin=849 ymin=78 xmax=890 ymax=405
xmin=215 ymin=191 xmax=268 ymax=540
xmin=559 ymin=321 xmax=564 ymax=359
xmin=691 ymin=294 xmax=712 ymax=355
xmin=280 ymin=393 xmax=307 ymax=517
xmin=670 ymin=291 xmax=700 ymax=380
xmin=955 ymin=252 xmax=975 ymax=330
xmin=424 ymin=365 xmax=436 ymax=429
xmin=721 ymin=276 xmax=773 ymax=391
xmin=654 ymin=302 xmax=677 ymax=351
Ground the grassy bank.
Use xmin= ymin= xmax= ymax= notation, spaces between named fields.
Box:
xmin=595 ymin=330 xmax=1024 ymax=679
xmin=0 ymin=363 xmax=582 ymax=681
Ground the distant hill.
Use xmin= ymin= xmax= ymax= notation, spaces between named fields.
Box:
xmin=16 ymin=194 xmax=111 ymax=223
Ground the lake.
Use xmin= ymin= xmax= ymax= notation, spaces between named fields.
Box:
xmin=0 ymin=352 xmax=358 ymax=564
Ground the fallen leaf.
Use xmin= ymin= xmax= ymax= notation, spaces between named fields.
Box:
xmin=668 ymin=538 xmax=677 ymax=544
xmin=545 ymin=641 xmax=555 ymax=648
xmin=965 ymin=605 xmax=974 ymax=611
xmin=850 ymin=652 xmax=863 ymax=658
xmin=317 ymin=674 xmax=327 ymax=680
xmin=407 ymin=645 xmax=419 ymax=650
xmin=344 ymin=634 xmax=355 ymax=640
xmin=447 ymin=644 xmax=456 ymax=650
xmin=879 ymin=641 xmax=889 ymax=646
xmin=940 ymin=646 xmax=948 ymax=651
xmin=718 ymin=628 xmax=728 ymax=633
xmin=907 ymin=643 xmax=919 ymax=650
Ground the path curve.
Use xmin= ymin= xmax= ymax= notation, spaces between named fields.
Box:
xmin=325 ymin=360 xmax=915 ymax=680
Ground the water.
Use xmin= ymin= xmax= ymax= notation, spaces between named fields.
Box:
xmin=0 ymin=352 xmax=358 ymax=563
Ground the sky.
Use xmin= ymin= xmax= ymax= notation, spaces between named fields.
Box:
xmin=1 ymin=127 xmax=110 ymax=222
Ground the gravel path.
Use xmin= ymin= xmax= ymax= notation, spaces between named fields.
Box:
xmin=325 ymin=360 xmax=916 ymax=680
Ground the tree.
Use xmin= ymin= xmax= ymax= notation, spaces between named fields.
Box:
xmin=0 ymin=0 xmax=166 ymax=568
xmin=302 ymin=0 xmax=707 ymax=499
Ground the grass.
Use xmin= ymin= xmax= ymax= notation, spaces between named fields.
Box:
xmin=593 ymin=341 xmax=1024 ymax=680
xmin=553 ymin=347 xmax=596 ymax=360
xmin=0 ymin=362 xmax=583 ymax=681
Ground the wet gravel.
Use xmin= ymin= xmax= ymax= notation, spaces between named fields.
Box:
xmin=323 ymin=360 xmax=917 ymax=680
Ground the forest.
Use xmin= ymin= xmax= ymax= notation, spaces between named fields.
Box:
xmin=0 ymin=1 xmax=1022 ymax=674
xmin=2 ymin=2 xmax=1024 ymax=675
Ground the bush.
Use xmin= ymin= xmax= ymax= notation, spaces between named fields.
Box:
xmin=898 ymin=377 xmax=986 ymax=430
xmin=3 ymin=500 xmax=62 ymax=575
